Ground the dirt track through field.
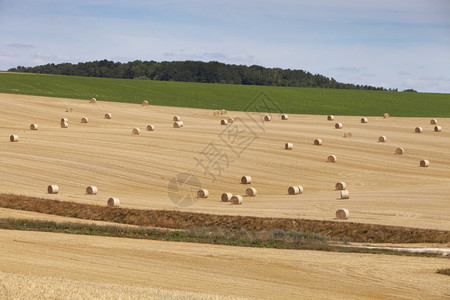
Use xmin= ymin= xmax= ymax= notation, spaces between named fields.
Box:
xmin=0 ymin=93 xmax=449 ymax=230
xmin=0 ymin=229 xmax=449 ymax=299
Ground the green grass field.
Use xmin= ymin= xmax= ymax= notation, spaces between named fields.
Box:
xmin=1 ymin=72 xmax=449 ymax=117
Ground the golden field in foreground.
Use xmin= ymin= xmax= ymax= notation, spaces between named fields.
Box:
xmin=0 ymin=93 xmax=449 ymax=230
xmin=0 ymin=93 xmax=449 ymax=299
xmin=0 ymin=230 xmax=449 ymax=299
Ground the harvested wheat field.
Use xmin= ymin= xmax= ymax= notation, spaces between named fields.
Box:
xmin=0 ymin=230 xmax=449 ymax=299
xmin=1 ymin=93 xmax=450 ymax=299
xmin=0 ymin=93 xmax=449 ymax=230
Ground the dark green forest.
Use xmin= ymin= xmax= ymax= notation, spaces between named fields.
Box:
xmin=9 ymin=60 xmax=391 ymax=91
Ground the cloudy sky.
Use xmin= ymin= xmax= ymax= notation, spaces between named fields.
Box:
xmin=0 ymin=0 xmax=449 ymax=93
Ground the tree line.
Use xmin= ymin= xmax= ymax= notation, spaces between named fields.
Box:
xmin=9 ymin=60 xmax=390 ymax=90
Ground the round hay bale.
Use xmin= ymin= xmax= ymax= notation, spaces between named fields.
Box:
xmin=146 ymin=124 xmax=155 ymax=131
xmin=335 ymin=182 xmax=347 ymax=190
xmin=340 ymin=190 xmax=350 ymax=199
xmin=132 ymin=127 xmax=141 ymax=135
xmin=213 ymin=110 xmax=220 ymax=116
xmin=335 ymin=123 xmax=343 ymax=129
xmin=86 ymin=186 xmax=98 ymax=195
xmin=142 ymin=100 xmax=149 ymax=106
xmin=415 ymin=127 xmax=423 ymax=133
xmin=220 ymin=109 xmax=227 ymax=115
xmin=288 ymin=185 xmax=304 ymax=195
xmin=395 ymin=147 xmax=405 ymax=155
xmin=264 ymin=115 xmax=272 ymax=121
xmin=81 ymin=117 xmax=88 ymax=123
xmin=104 ymin=113 xmax=112 ymax=119
xmin=60 ymin=121 xmax=68 ymax=128
xmin=344 ymin=132 xmax=352 ymax=138
xmin=281 ymin=114 xmax=288 ymax=120
xmin=47 ymin=184 xmax=59 ymax=194
xmin=336 ymin=208 xmax=350 ymax=219
xmin=327 ymin=155 xmax=337 ymax=163
xmin=420 ymin=159 xmax=430 ymax=167
xmin=285 ymin=142 xmax=293 ymax=150
xmin=30 ymin=123 xmax=38 ymax=130
xmin=65 ymin=106 xmax=73 ymax=113
xmin=197 ymin=189 xmax=209 ymax=198
xmin=430 ymin=119 xmax=438 ymax=125
xmin=90 ymin=98 xmax=97 ymax=103
xmin=228 ymin=118 xmax=234 ymax=123
xmin=9 ymin=135 xmax=19 ymax=142
xmin=107 ymin=197 xmax=120 ymax=207
xmin=221 ymin=119 xmax=228 ymax=125
xmin=378 ymin=136 xmax=387 ymax=143
xmin=173 ymin=116 xmax=181 ymax=121
xmin=173 ymin=121 xmax=184 ymax=128
xmin=314 ymin=139 xmax=323 ymax=145
xmin=288 ymin=186 xmax=299 ymax=195
xmin=383 ymin=113 xmax=390 ymax=118
xmin=327 ymin=115 xmax=335 ymax=121
xmin=434 ymin=125 xmax=442 ymax=132
xmin=230 ymin=195 xmax=243 ymax=205
xmin=61 ymin=118 xmax=68 ymax=123
xmin=241 ymin=176 xmax=252 ymax=184
xmin=221 ymin=192 xmax=233 ymax=202
xmin=245 ymin=187 xmax=257 ymax=197
xmin=361 ymin=117 xmax=368 ymax=123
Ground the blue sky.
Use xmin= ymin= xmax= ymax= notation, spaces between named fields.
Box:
xmin=0 ymin=0 xmax=449 ymax=93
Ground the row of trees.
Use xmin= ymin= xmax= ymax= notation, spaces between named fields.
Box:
xmin=9 ymin=60 xmax=388 ymax=90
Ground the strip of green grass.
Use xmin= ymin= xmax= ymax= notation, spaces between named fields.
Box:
xmin=1 ymin=72 xmax=449 ymax=117
xmin=0 ymin=218 xmax=446 ymax=258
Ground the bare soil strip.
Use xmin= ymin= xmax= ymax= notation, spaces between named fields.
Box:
xmin=1 ymin=194 xmax=448 ymax=244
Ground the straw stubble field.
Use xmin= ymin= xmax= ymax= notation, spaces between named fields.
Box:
xmin=0 ymin=93 xmax=449 ymax=298
xmin=1 ymin=93 xmax=449 ymax=229
xmin=0 ymin=230 xmax=449 ymax=299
